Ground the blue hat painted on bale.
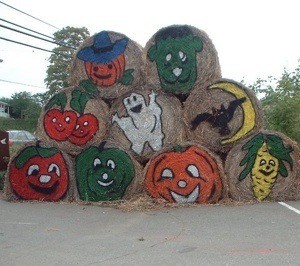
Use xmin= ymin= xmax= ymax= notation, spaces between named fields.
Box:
xmin=77 ymin=31 xmax=128 ymax=64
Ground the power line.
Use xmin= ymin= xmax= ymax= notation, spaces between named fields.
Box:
xmin=0 ymin=37 xmax=73 ymax=58
xmin=0 ymin=79 xmax=47 ymax=89
xmin=0 ymin=1 xmax=60 ymax=30
xmin=0 ymin=24 xmax=76 ymax=50
xmin=0 ymin=18 xmax=55 ymax=41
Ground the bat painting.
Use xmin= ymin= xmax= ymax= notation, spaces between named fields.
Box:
xmin=191 ymin=97 xmax=246 ymax=135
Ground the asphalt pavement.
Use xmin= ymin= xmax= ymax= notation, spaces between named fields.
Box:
xmin=0 ymin=199 xmax=299 ymax=265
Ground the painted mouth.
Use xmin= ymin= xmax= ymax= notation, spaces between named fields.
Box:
xmin=162 ymin=71 xmax=191 ymax=85
xmin=259 ymin=170 xmax=275 ymax=176
xmin=55 ymin=127 xmax=66 ymax=133
xmin=28 ymin=180 xmax=59 ymax=194
xmin=97 ymin=180 xmax=114 ymax=187
xmin=94 ymin=73 xmax=112 ymax=79
xmin=130 ymin=104 xmax=143 ymax=113
xmin=170 ymin=185 xmax=200 ymax=203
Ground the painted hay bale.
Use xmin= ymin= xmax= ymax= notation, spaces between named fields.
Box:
xmin=74 ymin=140 xmax=143 ymax=202
xmin=69 ymin=31 xmax=145 ymax=99
xmin=184 ymin=79 xmax=264 ymax=154
xmin=225 ymin=131 xmax=300 ymax=202
xmin=38 ymin=87 xmax=110 ymax=155
xmin=108 ymin=87 xmax=185 ymax=162
xmin=4 ymin=141 xmax=74 ymax=202
xmin=144 ymin=144 xmax=226 ymax=204
xmin=144 ymin=24 xmax=221 ymax=97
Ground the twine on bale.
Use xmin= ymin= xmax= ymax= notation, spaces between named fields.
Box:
xmin=225 ymin=130 xmax=300 ymax=202
xmin=38 ymin=86 xmax=110 ymax=156
xmin=183 ymin=79 xmax=264 ymax=154
xmin=74 ymin=139 xmax=144 ymax=202
xmin=4 ymin=141 xmax=75 ymax=202
xmin=107 ymin=86 xmax=186 ymax=163
xmin=69 ymin=31 xmax=145 ymax=100
xmin=144 ymin=24 xmax=221 ymax=98
xmin=143 ymin=142 xmax=228 ymax=204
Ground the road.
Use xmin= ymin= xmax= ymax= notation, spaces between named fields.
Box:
xmin=0 ymin=199 xmax=299 ymax=265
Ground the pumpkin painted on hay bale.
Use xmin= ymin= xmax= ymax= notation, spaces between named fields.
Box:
xmin=108 ymin=87 xmax=185 ymax=162
xmin=74 ymin=141 xmax=143 ymax=202
xmin=145 ymin=144 xmax=225 ymax=204
xmin=183 ymin=79 xmax=264 ymax=154
xmin=225 ymin=130 xmax=300 ymax=202
xmin=4 ymin=141 xmax=74 ymax=202
xmin=38 ymin=87 xmax=110 ymax=155
xmin=144 ymin=24 xmax=221 ymax=97
xmin=69 ymin=31 xmax=145 ymax=99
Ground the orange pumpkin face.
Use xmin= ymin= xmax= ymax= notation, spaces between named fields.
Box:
xmin=145 ymin=146 xmax=223 ymax=203
xmin=85 ymin=54 xmax=125 ymax=87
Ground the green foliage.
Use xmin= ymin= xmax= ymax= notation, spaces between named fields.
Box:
xmin=248 ymin=61 xmax=300 ymax=143
xmin=0 ymin=117 xmax=38 ymax=133
xmin=45 ymin=26 xmax=90 ymax=96
xmin=0 ymin=92 xmax=41 ymax=120
xmin=0 ymin=171 xmax=4 ymax=190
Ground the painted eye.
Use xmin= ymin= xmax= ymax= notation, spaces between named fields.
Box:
xmin=52 ymin=118 xmax=57 ymax=123
xmin=133 ymin=95 xmax=137 ymax=101
xmin=27 ymin=164 xmax=40 ymax=176
xmin=260 ymin=159 xmax=267 ymax=166
xmin=269 ymin=160 xmax=276 ymax=166
xmin=83 ymin=121 xmax=89 ymax=126
xmin=48 ymin=163 xmax=60 ymax=177
xmin=76 ymin=124 xmax=80 ymax=130
xmin=179 ymin=51 xmax=186 ymax=62
xmin=166 ymin=53 xmax=172 ymax=61
xmin=127 ymin=98 xmax=131 ymax=105
xmin=65 ymin=116 xmax=70 ymax=123
xmin=186 ymin=164 xmax=199 ymax=178
xmin=107 ymin=159 xmax=116 ymax=170
xmin=160 ymin=168 xmax=174 ymax=180
xmin=93 ymin=66 xmax=99 ymax=72
xmin=93 ymin=158 xmax=101 ymax=170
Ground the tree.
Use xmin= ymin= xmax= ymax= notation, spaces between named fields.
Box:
xmin=44 ymin=26 xmax=90 ymax=97
xmin=249 ymin=61 xmax=300 ymax=143
xmin=0 ymin=92 xmax=42 ymax=119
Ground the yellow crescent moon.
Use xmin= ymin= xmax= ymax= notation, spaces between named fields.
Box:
xmin=209 ymin=81 xmax=256 ymax=145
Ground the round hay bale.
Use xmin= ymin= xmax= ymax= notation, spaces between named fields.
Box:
xmin=144 ymin=143 xmax=226 ymax=204
xmin=38 ymin=87 xmax=110 ymax=155
xmin=108 ymin=87 xmax=185 ymax=162
xmin=4 ymin=141 xmax=74 ymax=202
xmin=144 ymin=24 xmax=221 ymax=96
xmin=69 ymin=30 xmax=145 ymax=99
xmin=225 ymin=130 xmax=300 ymax=202
xmin=183 ymin=79 xmax=264 ymax=154
xmin=74 ymin=140 xmax=143 ymax=202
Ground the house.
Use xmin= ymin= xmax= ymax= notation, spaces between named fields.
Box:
xmin=0 ymin=101 xmax=10 ymax=118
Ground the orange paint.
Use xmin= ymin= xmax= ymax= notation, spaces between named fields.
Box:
xmin=145 ymin=146 xmax=223 ymax=203
xmin=85 ymin=54 xmax=125 ymax=87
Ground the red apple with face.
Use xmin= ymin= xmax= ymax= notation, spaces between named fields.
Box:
xmin=9 ymin=145 xmax=69 ymax=201
xmin=44 ymin=109 xmax=77 ymax=141
xmin=68 ymin=114 xmax=99 ymax=145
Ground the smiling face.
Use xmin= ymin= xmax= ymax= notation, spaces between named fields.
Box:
xmin=9 ymin=147 xmax=69 ymax=201
xmin=148 ymin=26 xmax=202 ymax=93
xmin=44 ymin=109 xmax=77 ymax=141
xmin=75 ymin=146 xmax=134 ymax=201
xmin=123 ymin=93 xmax=146 ymax=115
xmin=85 ymin=54 xmax=125 ymax=87
xmin=145 ymin=146 xmax=223 ymax=203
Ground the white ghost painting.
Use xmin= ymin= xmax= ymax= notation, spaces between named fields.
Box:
xmin=112 ymin=91 xmax=165 ymax=155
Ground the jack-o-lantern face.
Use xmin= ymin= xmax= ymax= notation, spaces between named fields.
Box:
xmin=85 ymin=54 xmax=125 ymax=87
xmin=145 ymin=146 xmax=223 ymax=203
xmin=9 ymin=146 xmax=69 ymax=201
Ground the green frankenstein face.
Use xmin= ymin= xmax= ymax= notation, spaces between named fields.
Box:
xmin=75 ymin=145 xmax=135 ymax=201
xmin=148 ymin=26 xmax=203 ymax=93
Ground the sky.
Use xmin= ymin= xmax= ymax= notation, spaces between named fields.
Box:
xmin=0 ymin=0 xmax=299 ymax=99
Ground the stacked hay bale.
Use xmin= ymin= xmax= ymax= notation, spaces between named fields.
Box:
xmin=4 ymin=25 xmax=299 ymax=205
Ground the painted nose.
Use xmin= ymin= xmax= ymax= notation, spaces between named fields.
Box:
xmin=102 ymin=173 xmax=108 ymax=180
xmin=178 ymin=180 xmax=187 ymax=188
xmin=39 ymin=175 xmax=51 ymax=183
xmin=173 ymin=67 xmax=182 ymax=77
